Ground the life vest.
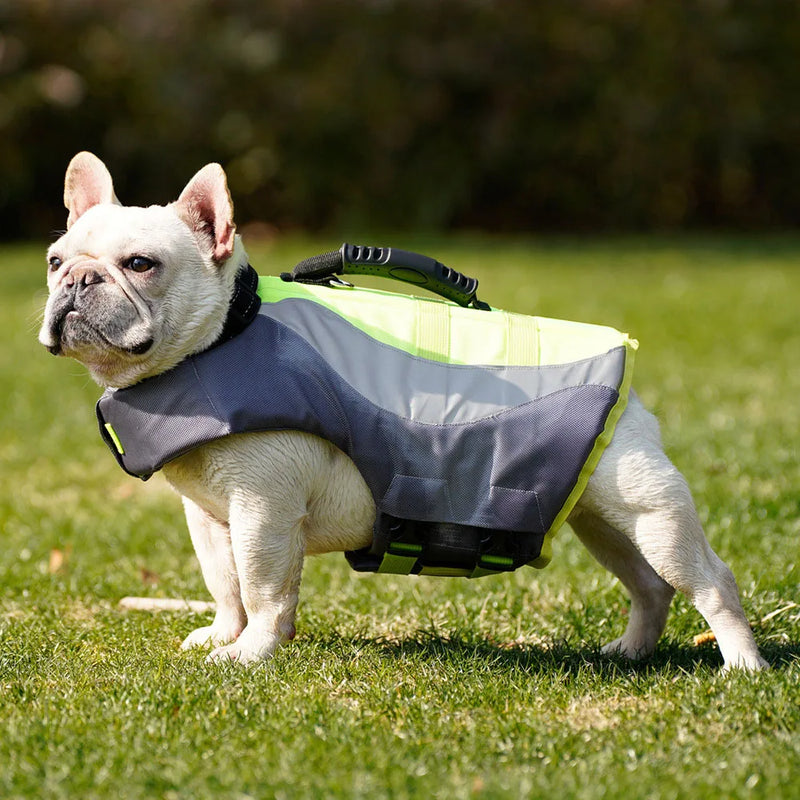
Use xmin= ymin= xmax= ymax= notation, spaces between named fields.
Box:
xmin=96 ymin=271 xmax=636 ymax=578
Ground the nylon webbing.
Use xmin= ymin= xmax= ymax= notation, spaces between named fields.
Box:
xmin=377 ymin=553 xmax=418 ymax=575
xmin=373 ymin=543 xmax=514 ymax=579
xmin=414 ymin=297 xmax=451 ymax=361
xmin=505 ymin=312 xmax=539 ymax=366
xmin=375 ymin=554 xmax=508 ymax=578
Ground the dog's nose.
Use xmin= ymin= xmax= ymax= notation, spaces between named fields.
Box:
xmin=64 ymin=263 xmax=105 ymax=288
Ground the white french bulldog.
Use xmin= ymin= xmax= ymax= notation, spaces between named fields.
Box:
xmin=39 ymin=152 xmax=768 ymax=670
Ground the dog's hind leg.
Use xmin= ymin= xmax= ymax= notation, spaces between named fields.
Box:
xmin=568 ymin=508 xmax=675 ymax=660
xmin=573 ymin=397 xmax=768 ymax=670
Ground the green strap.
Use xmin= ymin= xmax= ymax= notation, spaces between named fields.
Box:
xmin=376 ymin=541 xmax=423 ymax=575
xmin=377 ymin=553 xmax=418 ymax=575
xmin=375 ymin=545 xmax=516 ymax=578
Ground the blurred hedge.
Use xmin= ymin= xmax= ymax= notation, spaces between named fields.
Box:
xmin=1 ymin=0 xmax=799 ymax=239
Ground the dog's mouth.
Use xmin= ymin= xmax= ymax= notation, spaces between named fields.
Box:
xmin=46 ymin=306 xmax=153 ymax=358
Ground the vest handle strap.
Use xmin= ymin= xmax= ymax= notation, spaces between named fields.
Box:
xmin=280 ymin=243 xmax=491 ymax=311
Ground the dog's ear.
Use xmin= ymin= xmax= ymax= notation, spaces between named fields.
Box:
xmin=64 ymin=152 xmax=120 ymax=229
xmin=174 ymin=163 xmax=236 ymax=264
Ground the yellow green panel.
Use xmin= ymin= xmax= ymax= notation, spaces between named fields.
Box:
xmin=258 ymin=276 xmax=635 ymax=367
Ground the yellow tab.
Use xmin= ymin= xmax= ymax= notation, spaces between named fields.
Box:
xmin=104 ymin=423 xmax=125 ymax=455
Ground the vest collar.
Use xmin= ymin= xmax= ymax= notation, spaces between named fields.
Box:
xmin=210 ymin=263 xmax=261 ymax=349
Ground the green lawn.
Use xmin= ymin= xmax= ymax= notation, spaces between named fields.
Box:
xmin=1 ymin=235 xmax=798 ymax=799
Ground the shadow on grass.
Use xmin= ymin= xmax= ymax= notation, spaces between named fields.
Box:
xmin=304 ymin=628 xmax=799 ymax=677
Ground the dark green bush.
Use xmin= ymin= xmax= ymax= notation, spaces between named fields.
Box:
xmin=1 ymin=0 xmax=799 ymax=238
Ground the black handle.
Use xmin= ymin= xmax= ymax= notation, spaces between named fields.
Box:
xmin=281 ymin=243 xmax=490 ymax=310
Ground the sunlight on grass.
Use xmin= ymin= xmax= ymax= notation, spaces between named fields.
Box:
xmin=1 ymin=236 xmax=798 ymax=799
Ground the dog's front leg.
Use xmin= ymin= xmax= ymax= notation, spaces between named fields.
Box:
xmin=206 ymin=493 xmax=305 ymax=665
xmin=180 ymin=497 xmax=247 ymax=651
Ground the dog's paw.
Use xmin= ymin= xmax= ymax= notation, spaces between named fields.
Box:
xmin=206 ymin=640 xmax=274 ymax=666
xmin=721 ymin=653 xmax=770 ymax=672
xmin=601 ymin=636 xmax=654 ymax=661
xmin=205 ymin=628 xmax=281 ymax=666
xmin=181 ymin=621 xmax=242 ymax=651
xmin=206 ymin=643 xmax=261 ymax=666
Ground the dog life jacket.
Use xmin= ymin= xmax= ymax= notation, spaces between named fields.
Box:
xmin=96 ymin=274 xmax=637 ymax=578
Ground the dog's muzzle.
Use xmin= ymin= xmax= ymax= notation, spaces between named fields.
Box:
xmin=43 ymin=284 xmax=153 ymax=357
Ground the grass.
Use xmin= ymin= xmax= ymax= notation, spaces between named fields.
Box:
xmin=1 ymin=233 xmax=799 ymax=799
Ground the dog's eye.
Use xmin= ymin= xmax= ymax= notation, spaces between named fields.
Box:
xmin=125 ymin=256 xmax=156 ymax=273
xmin=48 ymin=255 xmax=62 ymax=271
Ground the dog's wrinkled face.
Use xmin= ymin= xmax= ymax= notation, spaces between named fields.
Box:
xmin=39 ymin=152 xmax=245 ymax=388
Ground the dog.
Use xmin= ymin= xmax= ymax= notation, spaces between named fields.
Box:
xmin=39 ymin=152 xmax=768 ymax=670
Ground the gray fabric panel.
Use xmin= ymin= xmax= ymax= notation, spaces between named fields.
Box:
xmin=262 ymin=298 xmax=625 ymax=424
xmin=97 ymin=361 xmax=230 ymax=478
xmin=97 ymin=300 xmax=626 ymax=535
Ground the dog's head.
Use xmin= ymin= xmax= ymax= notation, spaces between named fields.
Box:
xmin=39 ymin=152 xmax=247 ymax=388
